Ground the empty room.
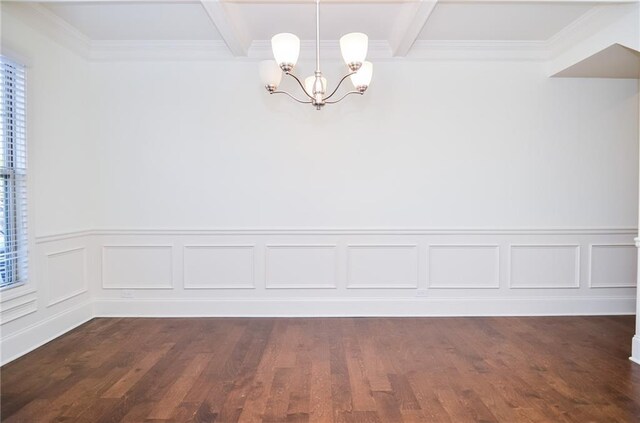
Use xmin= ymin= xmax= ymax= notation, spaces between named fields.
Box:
xmin=1 ymin=0 xmax=640 ymax=421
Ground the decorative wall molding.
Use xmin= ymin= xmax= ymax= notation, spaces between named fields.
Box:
xmin=183 ymin=244 xmax=255 ymax=289
xmin=35 ymin=229 xmax=94 ymax=244
xmin=265 ymin=245 xmax=338 ymax=289
xmin=347 ymin=244 xmax=419 ymax=289
xmin=45 ymin=247 xmax=88 ymax=307
xmin=589 ymin=243 xmax=637 ymax=288
xmin=0 ymin=287 xmax=37 ymax=304
xmin=0 ymin=294 xmax=38 ymax=325
xmin=101 ymin=245 xmax=174 ymax=289
xmin=509 ymin=245 xmax=581 ymax=289
xmin=88 ymin=227 xmax=637 ymax=236
xmin=1 ymin=227 xmax=637 ymax=366
xmin=428 ymin=245 xmax=500 ymax=289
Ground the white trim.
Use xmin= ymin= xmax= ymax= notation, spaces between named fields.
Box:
xmin=101 ymin=245 xmax=174 ymax=290
xmin=346 ymin=244 xmax=419 ymax=289
xmin=0 ymin=287 xmax=37 ymax=303
xmin=183 ymin=244 xmax=256 ymax=290
xmin=200 ymin=0 xmax=250 ymax=56
xmin=265 ymin=244 xmax=338 ymax=289
xmin=588 ymin=243 xmax=637 ymax=288
xmin=35 ymin=230 xmax=92 ymax=244
xmin=390 ymin=0 xmax=438 ymax=57
xmin=248 ymin=39 xmax=393 ymax=60
xmin=0 ymin=298 xmax=37 ymax=325
xmin=33 ymin=227 xmax=638 ymax=238
xmin=90 ymin=227 xmax=638 ymax=236
xmin=45 ymin=247 xmax=88 ymax=307
xmin=0 ymin=300 xmax=92 ymax=366
xmin=427 ymin=244 xmax=500 ymax=289
xmin=508 ymin=244 xmax=581 ymax=289
xmin=631 ymin=335 xmax=640 ymax=365
xmin=92 ymin=296 xmax=636 ymax=318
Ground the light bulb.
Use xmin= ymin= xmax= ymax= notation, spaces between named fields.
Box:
xmin=340 ymin=32 xmax=368 ymax=71
xmin=304 ymin=76 xmax=327 ymax=96
xmin=259 ymin=60 xmax=283 ymax=91
xmin=350 ymin=61 xmax=373 ymax=92
xmin=271 ymin=33 xmax=300 ymax=71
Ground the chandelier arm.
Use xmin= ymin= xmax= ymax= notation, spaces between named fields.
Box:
xmin=323 ymin=71 xmax=357 ymax=101
xmin=271 ymin=90 xmax=313 ymax=104
xmin=285 ymin=72 xmax=314 ymax=100
xmin=324 ymin=91 xmax=363 ymax=104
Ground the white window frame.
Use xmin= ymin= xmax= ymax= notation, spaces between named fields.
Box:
xmin=0 ymin=55 xmax=28 ymax=291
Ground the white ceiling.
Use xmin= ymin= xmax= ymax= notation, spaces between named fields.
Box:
xmin=418 ymin=2 xmax=595 ymax=41
xmin=43 ymin=1 xmax=222 ymax=40
xmin=3 ymin=0 xmax=635 ymax=62
xmin=36 ymin=0 xmax=608 ymax=44
xmin=224 ymin=2 xmax=417 ymax=41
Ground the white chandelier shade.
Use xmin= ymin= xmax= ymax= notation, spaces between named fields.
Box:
xmin=339 ymin=33 xmax=368 ymax=69
xmin=271 ymin=33 xmax=301 ymax=70
xmin=259 ymin=60 xmax=283 ymax=89
xmin=350 ymin=61 xmax=373 ymax=90
xmin=260 ymin=0 xmax=372 ymax=110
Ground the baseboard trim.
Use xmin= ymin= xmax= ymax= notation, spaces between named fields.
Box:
xmin=93 ymin=296 xmax=636 ymax=318
xmin=0 ymin=301 xmax=93 ymax=366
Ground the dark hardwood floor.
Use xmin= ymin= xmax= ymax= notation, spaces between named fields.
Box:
xmin=1 ymin=316 xmax=639 ymax=422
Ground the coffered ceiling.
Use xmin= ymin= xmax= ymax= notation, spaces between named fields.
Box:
xmin=2 ymin=0 xmax=639 ymax=74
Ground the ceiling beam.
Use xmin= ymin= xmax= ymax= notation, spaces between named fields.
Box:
xmin=390 ymin=0 xmax=438 ymax=57
xmin=199 ymin=0 xmax=250 ymax=56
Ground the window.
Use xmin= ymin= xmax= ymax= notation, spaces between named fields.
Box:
xmin=0 ymin=56 xmax=27 ymax=289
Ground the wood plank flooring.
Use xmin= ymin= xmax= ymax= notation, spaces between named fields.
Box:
xmin=1 ymin=316 xmax=639 ymax=422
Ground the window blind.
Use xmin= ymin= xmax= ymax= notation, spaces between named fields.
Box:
xmin=0 ymin=56 xmax=28 ymax=289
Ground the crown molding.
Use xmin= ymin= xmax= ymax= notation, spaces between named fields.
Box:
xmin=545 ymin=4 xmax=634 ymax=57
xmin=248 ymin=39 xmax=394 ymax=60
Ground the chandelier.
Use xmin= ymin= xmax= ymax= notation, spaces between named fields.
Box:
xmin=259 ymin=0 xmax=373 ymax=110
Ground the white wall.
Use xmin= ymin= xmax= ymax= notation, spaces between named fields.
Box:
xmin=0 ymin=7 xmax=97 ymax=364
xmin=91 ymin=59 xmax=638 ymax=229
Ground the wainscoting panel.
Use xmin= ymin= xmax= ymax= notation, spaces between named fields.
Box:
xmin=590 ymin=244 xmax=637 ymax=288
xmin=428 ymin=245 xmax=500 ymax=289
xmin=0 ymin=292 xmax=37 ymax=325
xmin=46 ymin=247 xmax=87 ymax=307
xmin=184 ymin=245 xmax=255 ymax=289
xmin=102 ymin=245 xmax=173 ymax=289
xmin=509 ymin=245 xmax=580 ymax=289
xmin=347 ymin=245 xmax=419 ymax=289
xmin=265 ymin=245 xmax=337 ymax=289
